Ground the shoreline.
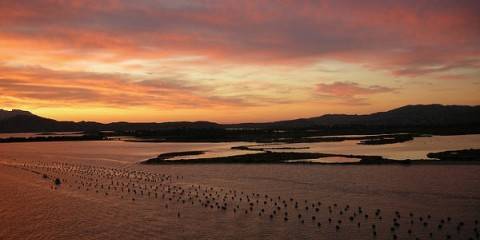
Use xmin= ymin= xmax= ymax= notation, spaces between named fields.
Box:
xmin=141 ymin=149 xmax=480 ymax=165
xmin=0 ymin=132 xmax=430 ymax=145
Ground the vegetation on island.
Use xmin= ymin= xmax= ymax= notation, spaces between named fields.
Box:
xmin=142 ymin=148 xmax=480 ymax=165
xmin=427 ymin=149 xmax=480 ymax=161
xmin=143 ymin=151 xmax=334 ymax=164
xmin=1 ymin=105 xmax=479 ymax=144
xmin=143 ymin=151 xmax=206 ymax=163
xmin=0 ymin=134 xmax=106 ymax=143
xmin=358 ymin=134 xmax=416 ymax=145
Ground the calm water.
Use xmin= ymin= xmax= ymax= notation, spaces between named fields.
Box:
xmin=259 ymin=134 xmax=480 ymax=160
xmin=0 ymin=135 xmax=479 ymax=239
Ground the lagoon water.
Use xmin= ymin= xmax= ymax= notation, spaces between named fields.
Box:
xmin=0 ymin=135 xmax=479 ymax=239
xmin=257 ymin=134 xmax=480 ymax=160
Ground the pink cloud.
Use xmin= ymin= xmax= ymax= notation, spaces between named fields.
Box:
xmin=436 ymin=74 xmax=476 ymax=81
xmin=0 ymin=0 xmax=478 ymax=77
xmin=0 ymin=64 xmax=252 ymax=108
xmin=316 ymin=82 xmax=394 ymax=97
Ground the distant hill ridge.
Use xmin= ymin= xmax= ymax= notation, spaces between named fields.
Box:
xmin=0 ymin=109 xmax=34 ymax=121
xmin=229 ymin=104 xmax=480 ymax=129
xmin=0 ymin=104 xmax=479 ymax=133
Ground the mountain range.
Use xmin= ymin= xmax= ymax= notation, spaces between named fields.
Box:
xmin=0 ymin=104 xmax=479 ymax=133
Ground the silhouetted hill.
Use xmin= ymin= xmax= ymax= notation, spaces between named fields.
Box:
xmin=0 ymin=111 xmax=222 ymax=133
xmin=0 ymin=114 xmax=85 ymax=133
xmin=0 ymin=109 xmax=34 ymax=121
xmin=0 ymin=104 xmax=479 ymax=133
xmin=227 ymin=105 xmax=480 ymax=129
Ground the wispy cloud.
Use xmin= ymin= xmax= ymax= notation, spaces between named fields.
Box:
xmin=1 ymin=1 xmax=479 ymax=72
xmin=315 ymin=81 xmax=395 ymax=105
xmin=0 ymin=64 xmax=250 ymax=108
xmin=0 ymin=0 xmax=478 ymax=121
xmin=316 ymin=82 xmax=394 ymax=97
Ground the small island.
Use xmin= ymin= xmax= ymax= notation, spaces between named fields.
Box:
xmin=427 ymin=149 xmax=480 ymax=161
xmin=141 ymin=148 xmax=480 ymax=165
xmin=0 ymin=134 xmax=107 ymax=143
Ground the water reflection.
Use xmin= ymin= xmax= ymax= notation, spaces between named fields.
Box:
xmin=0 ymin=136 xmax=479 ymax=240
xmin=264 ymin=134 xmax=480 ymax=160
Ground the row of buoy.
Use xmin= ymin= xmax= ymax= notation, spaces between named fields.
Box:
xmin=5 ymin=160 xmax=479 ymax=240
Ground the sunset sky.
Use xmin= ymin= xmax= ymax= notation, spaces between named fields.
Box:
xmin=1 ymin=0 xmax=479 ymax=123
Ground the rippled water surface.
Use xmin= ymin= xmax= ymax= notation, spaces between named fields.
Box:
xmin=0 ymin=136 xmax=479 ymax=240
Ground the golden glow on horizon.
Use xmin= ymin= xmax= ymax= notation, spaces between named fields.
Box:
xmin=0 ymin=1 xmax=479 ymax=123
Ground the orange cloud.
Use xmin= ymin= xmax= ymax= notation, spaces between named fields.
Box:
xmin=0 ymin=1 xmax=478 ymax=122
xmin=1 ymin=1 xmax=478 ymax=69
xmin=315 ymin=81 xmax=395 ymax=105
xmin=0 ymin=64 xmax=250 ymax=109
xmin=316 ymin=82 xmax=394 ymax=97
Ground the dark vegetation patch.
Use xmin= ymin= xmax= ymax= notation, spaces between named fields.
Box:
xmin=231 ymin=144 xmax=310 ymax=151
xmin=427 ymin=149 xmax=480 ymax=161
xmin=142 ymin=151 xmax=206 ymax=164
xmin=358 ymin=134 xmax=415 ymax=145
xmin=126 ymin=129 xmax=426 ymax=144
xmin=142 ymin=149 xmax=480 ymax=165
xmin=142 ymin=152 xmax=334 ymax=164
xmin=0 ymin=134 xmax=106 ymax=143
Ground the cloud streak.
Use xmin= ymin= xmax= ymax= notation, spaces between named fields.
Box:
xmin=1 ymin=1 xmax=479 ymax=71
xmin=316 ymin=82 xmax=394 ymax=97
xmin=0 ymin=1 xmax=478 ymax=121
xmin=0 ymin=64 xmax=251 ymax=108
xmin=315 ymin=81 xmax=395 ymax=105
